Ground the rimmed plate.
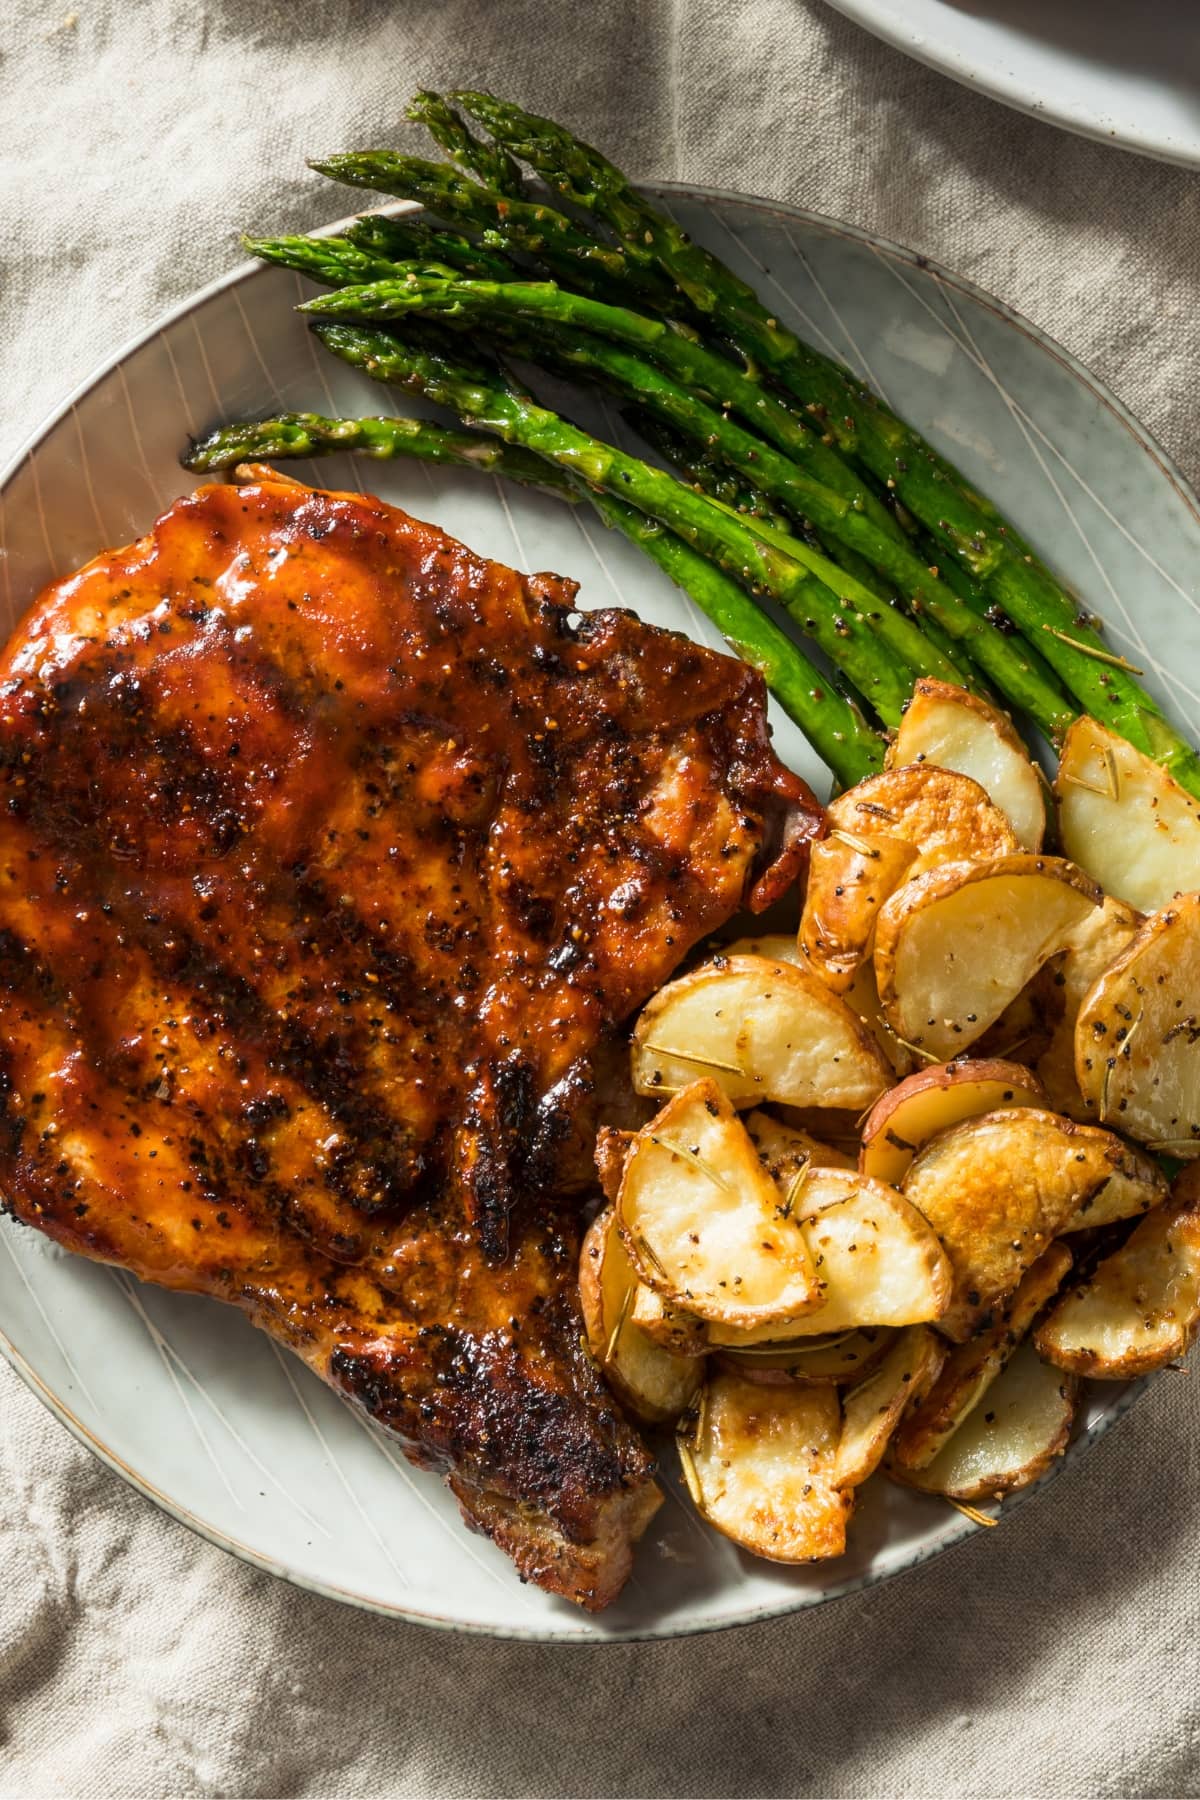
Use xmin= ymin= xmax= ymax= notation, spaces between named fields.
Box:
xmin=1 ymin=184 xmax=1197 ymax=1642
xmin=823 ymin=0 xmax=1200 ymax=168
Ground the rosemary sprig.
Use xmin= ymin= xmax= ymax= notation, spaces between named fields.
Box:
xmin=889 ymin=1033 xmax=943 ymax=1066
xmin=640 ymin=1041 xmax=745 ymax=1077
xmin=1041 ymin=626 xmax=1145 ymax=676
xmin=604 ymin=1283 xmax=634 ymax=1364
xmin=676 ymin=1435 xmax=704 ymax=1507
xmin=648 ymin=1133 xmax=734 ymax=1193
xmin=948 ymin=1498 xmax=999 ymax=1528
xmin=1099 ymin=1009 xmax=1143 ymax=1121
xmin=1102 ymin=742 xmax=1122 ymax=802
xmin=635 ymin=1230 xmax=670 ymax=1278
xmin=777 ymin=1156 xmax=812 ymax=1220
xmin=827 ymin=827 xmax=882 ymax=859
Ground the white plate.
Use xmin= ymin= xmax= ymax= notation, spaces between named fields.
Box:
xmin=824 ymin=0 xmax=1200 ymax=168
xmin=1 ymin=185 xmax=1197 ymax=1641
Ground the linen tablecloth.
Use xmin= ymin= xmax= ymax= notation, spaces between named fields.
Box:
xmin=3 ymin=3 xmax=1199 ymax=1794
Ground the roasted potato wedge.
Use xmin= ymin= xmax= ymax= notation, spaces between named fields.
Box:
xmin=629 ymin=1283 xmax=708 ymax=1356
xmin=892 ymin=1243 xmax=1073 ymax=1470
xmin=875 ymin=855 xmax=1101 ymax=1062
xmin=1056 ymin=714 xmax=1200 ymax=913
xmin=833 ymin=1326 xmax=946 ymax=1489
xmin=714 ymin=1327 xmax=894 ymax=1386
xmin=900 ymin=1107 xmax=1127 ymax=1339
xmin=1075 ymin=894 xmax=1200 ymax=1156
xmin=579 ymin=1208 xmax=702 ymax=1424
xmin=631 ymin=954 xmax=892 ymax=1110
xmin=799 ymin=831 xmax=918 ymax=992
xmin=1068 ymin=1142 xmax=1167 ymax=1232
xmin=679 ymin=1372 xmax=851 ymax=1562
xmin=618 ymin=1081 xmax=821 ymax=1329
xmin=859 ymin=1058 xmax=1046 ymax=1188
xmin=888 ymin=678 xmax=1046 ymax=852
xmin=745 ymin=1107 xmax=855 ymax=1177
xmin=827 ymin=763 xmax=1019 ymax=880
xmin=709 ymin=1167 xmax=952 ymax=1341
xmin=1036 ymin=896 xmax=1141 ymax=1119
xmin=1036 ymin=1170 xmax=1200 ymax=1378
xmin=892 ymin=1340 xmax=1078 ymax=1503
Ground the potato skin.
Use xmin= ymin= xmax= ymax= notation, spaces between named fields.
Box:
xmin=900 ymin=1107 xmax=1122 ymax=1340
xmin=888 ymin=678 xmax=1047 ymax=852
xmin=683 ymin=1373 xmax=852 ymax=1562
xmin=632 ymin=954 xmax=893 ymax=1110
xmin=828 ymin=763 xmax=1019 ymax=876
xmin=1035 ymin=1169 xmax=1200 ymax=1379
xmin=893 ymin=1242 xmax=1072 ymax=1471
xmin=889 ymin=1342 xmax=1079 ymax=1503
xmin=1074 ymin=894 xmax=1200 ymax=1156
xmin=1056 ymin=714 xmax=1200 ymax=914
xmin=579 ymin=1207 xmax=702 ymax=1426
xmin=859 ymin=1058 xmax=1046 ymax=1188
xmin=799 ymin=831 xmax=917 ymax=992
xmin=874 ymin=854 xmax=1100 ymax=1062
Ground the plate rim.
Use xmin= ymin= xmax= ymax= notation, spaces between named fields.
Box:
xmin=0 ymin=179 xmax=1187 ymax=1641
xmin=820 ymin=0 xmax=1200 ymax=170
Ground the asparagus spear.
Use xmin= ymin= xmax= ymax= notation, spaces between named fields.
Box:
xmin=647 ymin=426 xmax=990 ymax=696
xmin=448 ymin=93 xmax=1200 ymax=791
xmin=346 ymin=212 xmax=516 ymax=282
xmin=309 ymin=322 xmax=925 ymax=723
xmin=311 ymin=153 xmax=680 ymax=311
xmin=917 ymin=533 xmax=1067 ymax=704
xmin=407 ymin=91 xmax=524 ymax=197
xmin=243 ymin=233 xmax=436 ymax=288
xmin=303 ymin=279 xmax=1073 ymax=732
xmin=182 ymin=409 xmax=881 ymax=784
xmin=184 ymin=409 xmax=551 ymax=479
xmin=297 ymin=270 xmax=907 ymax=543
xmin=628 ymin=409 xmax=793 ymax=532
xmin=450 ymin=89 xmax=766 ymax=317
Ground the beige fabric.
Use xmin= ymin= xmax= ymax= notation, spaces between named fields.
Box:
xmin=3 ymin=2 xmax=1200 ymax=1794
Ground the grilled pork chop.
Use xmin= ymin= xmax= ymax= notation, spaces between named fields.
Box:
xmin=0 ymin=470 xmax=818 ymax=1607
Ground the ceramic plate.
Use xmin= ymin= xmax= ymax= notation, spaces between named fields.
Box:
xmin=824 ymin=0 xmax=1200 ymax=168
xmin=1 ymin=184 xmax=1197 ymax=1642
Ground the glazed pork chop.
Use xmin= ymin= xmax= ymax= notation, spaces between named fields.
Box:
xmin=0 ymin=470 xmax=817 ymax=1607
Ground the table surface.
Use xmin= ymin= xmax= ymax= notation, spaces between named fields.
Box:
xmin=2 ymin=2 xmax=1199 ymax=1794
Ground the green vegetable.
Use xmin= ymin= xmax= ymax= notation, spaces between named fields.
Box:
xmin=184 ymin=409 xmax=551 ymax=478
xmin=242 ymin=233 xmax=436 ymax=288
xmin=297 ymin=270 xmax=905 ymax=541
xmin=406 ymin=91 xmax=524 ymax=197
xmin=346 ymin=213 xmax=516 ymax=282
xmin=310 ymin=153 xmax=678 ymax=310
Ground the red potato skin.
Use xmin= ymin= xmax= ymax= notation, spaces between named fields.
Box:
xmin=859 ymin=1059 xmax=1047 ymax=1180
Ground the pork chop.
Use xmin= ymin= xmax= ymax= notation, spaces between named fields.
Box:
xmin=0 ymin=470 xmax=818 ymax=1607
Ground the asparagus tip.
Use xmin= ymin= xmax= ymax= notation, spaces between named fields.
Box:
xmin=181 ymin=432 xmax=220 ymax=473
